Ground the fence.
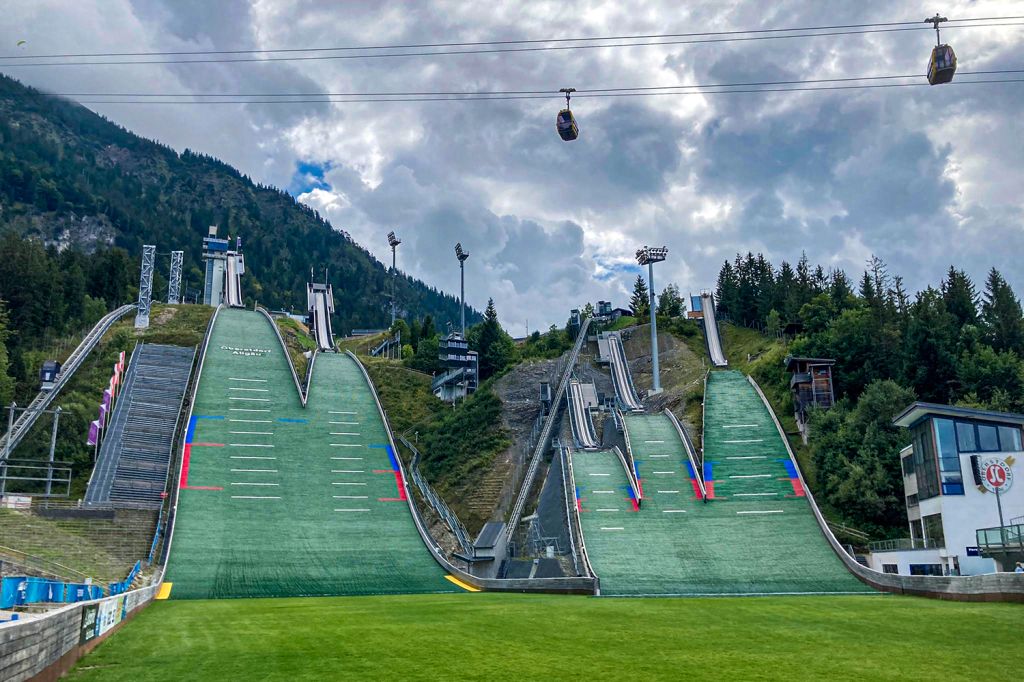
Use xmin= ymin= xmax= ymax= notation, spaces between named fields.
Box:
xmin=398 ymin=436 xmax=473 ymax=554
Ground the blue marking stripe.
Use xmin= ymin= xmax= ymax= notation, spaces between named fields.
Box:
xmin=368 ymin=444 xmax=400 ymax=471
xmin=278 ymin=418 xmax=308 ymax=424
xmin=777 ymin=458 xmax=799 ymax=478
xmin=703 ymin=462 xmax=714 ymax=481
xmin=188 ymin=415 xmax=224 ymax=444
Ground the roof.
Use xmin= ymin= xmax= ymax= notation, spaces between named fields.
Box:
xmin=473 ymin=521 xmax=505 ymax=549
xmin=784 ymin=356 xmax=836 ymax=370
xmin=893 ymin=401 xmax=1024 ymax=429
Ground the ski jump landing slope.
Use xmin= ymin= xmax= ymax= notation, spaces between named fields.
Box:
xmin=573 ymin=375 xmax=872 ymax=596
xmin=162 ymin=308 xmax=456 ymax=599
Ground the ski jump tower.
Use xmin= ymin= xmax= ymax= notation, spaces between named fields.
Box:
xmin=202 ymin=226 xmax=245 ymax=306
xmin=307 ymin=272 xmax=337 ymax=352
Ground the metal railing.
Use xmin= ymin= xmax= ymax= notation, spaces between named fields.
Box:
xmin=976 ymin=523 xmax=1024 ymax=552
xmin=868 ymin=538 xmax=944 ymax=552
xmin=505 ymin=317 xmax=592 ymax=543
xmin=664 ymin=407 xmax=706 ymax=501
xmin=561 ymin=447 xmax=596 ymax=582
xmin=1 ymin=304 xmax=134 ymax=458
xmin=398 ymin=435 xmax=473 ymax=554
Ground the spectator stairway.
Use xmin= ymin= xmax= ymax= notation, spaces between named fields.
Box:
xmin=85 ymin=344 xmax=195 ymax=508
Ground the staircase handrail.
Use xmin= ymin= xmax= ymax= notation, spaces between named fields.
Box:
xmin=1 ymin=303 xmax=134 ymax=457
xmin=398 ymin=434 xmax=473 ymax=554
xmin=505 ymin=316 xmax=591 ymax=542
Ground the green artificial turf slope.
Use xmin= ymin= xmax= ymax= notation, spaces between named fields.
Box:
xmin=68 ymin=594 xmax=1022 ymax=681
xmin=162 ymin=308 xmax=453 ymax=598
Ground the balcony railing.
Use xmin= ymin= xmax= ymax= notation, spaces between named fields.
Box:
xmin=868 ymin=538 xmax=944 ymax=552
xmin=976 ymin=523 xmax=1024 ymax=552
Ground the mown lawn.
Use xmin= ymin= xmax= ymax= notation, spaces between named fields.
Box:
xmin=68 ymin=593 xmax=1020 ymax=681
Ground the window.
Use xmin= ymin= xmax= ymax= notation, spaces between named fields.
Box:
xmin=977 ymin=424 xmax=1000 ymax=452
xmin=933 ymin=419 xmax=964 ymax=495
xmin=912 ymin=422 xmax=940 ymax=501
xmin=909 ymin=564 xmax=944 ymax=576
xmin=956 ymin=421 xmax=977 ymax=452
xmin=901 ymin=454 xmax=915 ymax=476
xmin=882 ymin=564 xmax=899 ymax=574
xmin=923 ymin=514 xmax=945 ymax=548
xmin=906 ymin=494 xmax=919 ymax=507
xmin=998 ymin=425 xmax=1022 ymax=452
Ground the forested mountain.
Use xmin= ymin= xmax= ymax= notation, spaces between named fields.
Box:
xmin=716 ymin=252 xmax=1024 ymax=535
xmin=0 ymin=73 xmax=476 ymax=341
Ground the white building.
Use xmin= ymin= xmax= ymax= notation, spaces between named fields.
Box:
xmin=866 ymin=403 xmax=1024 ymax=576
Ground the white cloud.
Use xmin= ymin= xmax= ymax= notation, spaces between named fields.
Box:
xmin=2 ymin=0 xmax=1023 ymax=327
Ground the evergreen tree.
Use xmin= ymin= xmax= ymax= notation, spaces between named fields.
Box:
xmin=903 ymin=287 xmax=958 ymax=402
xmin=657 ymin=283 xmax=684 ymax=317
xmin=981 ymin=268 xmax=1024 ymax=353
xmin=941 ymin=266 xmax=979 ymax=330
xmin=473 ymin=298 xmax=516 ymax=379
xmin=420 ymin=314 xmax=436 ymax=342
xmin=0 ymin=300 xmax=13 ymax=405
xmin=581 ymin=302 xmax=595 ymax=319
xmin=630 ymin=274 xmax=650 ymax=319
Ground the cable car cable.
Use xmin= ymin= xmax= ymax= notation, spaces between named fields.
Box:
xmin=0 ymin=21 xmax=1021 ymax=67
xmin=10 ymin=69 xmax=1023 ymax=100
xmin=0 ymin=15 xmax=1020 ymax=61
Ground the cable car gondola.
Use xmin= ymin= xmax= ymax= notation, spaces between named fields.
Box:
xmin=925 ymin=14 xmax=957 ymax=85
xmin=557 ymin=87 xmax=578 ymax=141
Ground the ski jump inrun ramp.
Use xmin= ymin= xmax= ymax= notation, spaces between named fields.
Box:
xmin=161 ymin=308 xmax=456 ymax=598
xmin=700 ymin=292 xmax=728 ymax=368
xmin=570 ymin=371 xmax=871 ymax=596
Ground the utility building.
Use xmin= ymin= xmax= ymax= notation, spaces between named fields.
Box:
xmin=867 ymin=403 xmax=1024 ymax=576
xmin=785 ymin=356 xmax=836 ymax=439
xmin=432 ymin=332 xmax=478 ymax=402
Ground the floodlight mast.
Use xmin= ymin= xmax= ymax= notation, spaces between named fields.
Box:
xmin=388 ymin=231 xmax=401 ymax=325
xmin=455 ymin=243 xmax=469 ymax=337
xmin=636 ymin=246 xmax=668 ymax=394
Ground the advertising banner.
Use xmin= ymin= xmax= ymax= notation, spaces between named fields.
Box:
xmin=87 ymin=420 xmax=100 ymax=446
xmin=96 ymin=596 xmax=125 ymax=637
xmin=79 ymin=603 xmax=99 ymax=645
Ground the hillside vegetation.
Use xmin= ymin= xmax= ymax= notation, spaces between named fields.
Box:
xmin=0 ymin=73 xmax=475 ymax=347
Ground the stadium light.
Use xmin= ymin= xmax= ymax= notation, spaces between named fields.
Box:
xmin=388 ymin=231 xmax=401 ymax=325
xmin=455 ymin=243 xmax=469 ymax=336
xmin=635 ymin=245 xmax=668 ymax=394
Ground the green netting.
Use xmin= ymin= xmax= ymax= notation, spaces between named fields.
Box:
xmin=572 ymin=377 xmax=873 ymax=596
xmin=162 ymin=309 xmax=455 ymax=599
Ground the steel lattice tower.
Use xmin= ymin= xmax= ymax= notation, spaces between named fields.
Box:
xmin=168 ymin=250 xmax=183 ymax=304
xmin=134 ymin=244 xmax=156 ymax=329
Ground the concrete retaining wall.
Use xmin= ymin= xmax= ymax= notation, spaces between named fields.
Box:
xmin=0 ymin=583 xmax=158 ymax=682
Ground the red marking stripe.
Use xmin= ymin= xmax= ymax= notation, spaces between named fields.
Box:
xmin=179 ymin=444 xmax=191 ymax=488
xmin=790 ymin=478 xmax=806 ymax=497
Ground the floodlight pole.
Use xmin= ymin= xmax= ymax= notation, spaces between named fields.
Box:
xmin=455 ymin=243 xmax=469 ymax=337
xmin=636 ymin=246 xmax=668 ymax=395
xmin=388 ymin=231 xmax=401 ymax=325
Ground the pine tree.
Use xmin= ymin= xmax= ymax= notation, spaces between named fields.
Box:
xmin=981 ymin=268 xmax=1024 ymax=353
xmin=474 ymin=298 xmax=515 ymax=379
xmin=630 ymin=274 xmax=650 ymax=319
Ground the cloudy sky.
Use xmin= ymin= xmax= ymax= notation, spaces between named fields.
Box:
xmin=2 ymin=1 xmax=1023 ymax=331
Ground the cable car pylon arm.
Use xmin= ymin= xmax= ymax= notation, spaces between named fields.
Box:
xmin=559 ymin=87 xmax=576 ymax=109
xmin=925 ymin=13 xmax=947 ymax=45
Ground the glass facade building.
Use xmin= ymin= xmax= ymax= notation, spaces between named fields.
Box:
xmin=904 ymin=408 xmax=1023 ymax=502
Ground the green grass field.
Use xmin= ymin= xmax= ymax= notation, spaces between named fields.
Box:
xmin=67 ymin=593 xmax=1021 ymax=681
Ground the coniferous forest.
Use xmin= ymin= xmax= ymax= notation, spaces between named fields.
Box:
xmin=0 ymin=73 xmax=476 ymax=403
xmin=716 ymin=252 xmax=1024 ymax=534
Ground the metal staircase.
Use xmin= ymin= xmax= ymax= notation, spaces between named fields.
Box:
xmin=85 ymin=344 xmax=195 ymax=507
